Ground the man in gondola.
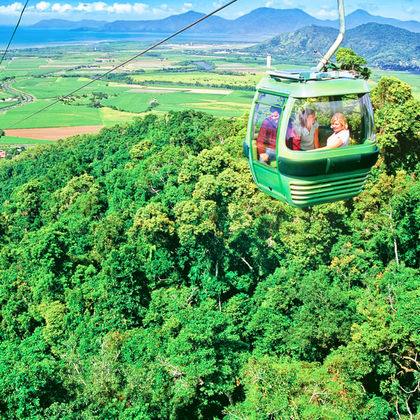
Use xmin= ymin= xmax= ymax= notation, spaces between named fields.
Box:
xmin=257 ymin=106 xmax=281 ymax=164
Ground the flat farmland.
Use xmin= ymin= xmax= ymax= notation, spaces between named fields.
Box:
xmin=0 ymin=100 xmax=20 ymax=109
xmin=154 ymin=89 xmax=252 ymax=117
xmin=1 ymin=57 xmax=61 ymax=77
xmin=102 ymin=85 xmax=253 ymax=116
xmin=131 ymin=71 xmax=260 ymax=88
xmin=1 ymin=40 xmax=418 ymax=143
xmin=0 ymin=135 xmax=54 ymax=145
xmin=102 ymin=92 xmax=155 ymax=113
xmin=11 ymin=77 xmax=127 ymax=99
xmin=0 ymin=99 xmax=136 ymax=129
xmin=0 ymin=46 xmax=261 ymax=141
xmin=4 ymin=125 xmax=104 ymax=141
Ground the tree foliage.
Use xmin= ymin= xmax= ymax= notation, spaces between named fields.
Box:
xmin=336 ymin=47 xmax=371 ymax=79
xmin=371 ymin=76 xmax=420 ymax=173
xmin=0 ymin=83 xmax=418 ymax=419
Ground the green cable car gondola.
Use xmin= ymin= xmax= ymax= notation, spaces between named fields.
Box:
xmin=244 ymin=0 xmax=379 ymax=207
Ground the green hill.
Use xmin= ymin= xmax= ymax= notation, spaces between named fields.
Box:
xmin=248 ymin=23 xmax=420 ymax=71
xmin=0 ymin=76 xmax=419 ymax=418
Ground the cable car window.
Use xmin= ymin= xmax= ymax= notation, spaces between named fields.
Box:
xmin=287 ymin=93 xmax=375 ymax=151
xmin=252 ymin=93 xmax=286 ymax=167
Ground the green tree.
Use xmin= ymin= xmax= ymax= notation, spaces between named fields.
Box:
xmin=336 ymin=47 xmax=371 ymax=79
xmin=0 ymin=107 xmax=418 ymax=419
xmin=371 ymin=76 xmax=420 ymax=173
xmin=225 ymin=356 xmax=366 ymax=419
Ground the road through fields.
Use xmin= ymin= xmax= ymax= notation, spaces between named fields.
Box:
xmin=0 ymin=81 xmax=34 ymax=113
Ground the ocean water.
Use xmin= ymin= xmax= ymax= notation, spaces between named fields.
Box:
xmin=0 ymin=26 xmax=256 ymax=49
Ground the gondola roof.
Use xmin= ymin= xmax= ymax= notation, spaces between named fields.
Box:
xmin=257 ymin=72 xmax=370 ymax=98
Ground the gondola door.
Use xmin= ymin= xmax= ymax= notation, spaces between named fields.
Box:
xmin=249 ymin=91 xmax=288 ymax=200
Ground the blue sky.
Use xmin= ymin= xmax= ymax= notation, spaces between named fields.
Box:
xmin=0 ymin=0 xmax=418 ymax=24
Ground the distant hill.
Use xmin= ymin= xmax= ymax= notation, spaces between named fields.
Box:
xmin=217 ymin=8 xmax=333 ymax=35
xmin=345 ymin=9 xmax=420 ymax=32
xmin=28 ymin=7 xmax=420 ymax=37
xmin=100 ymin=11 xmax=228 ymax=33
xmin=29 ymin=18 xmax=107 ymax=30
xmin=247 ymin=23 xmax=420 ymax=71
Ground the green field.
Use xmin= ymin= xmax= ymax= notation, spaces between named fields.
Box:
xmin=101 ymin=87 xmax=254 ymax=116
xmin=0 ymin=100 xmax=20 ymax=109
xmin=11 ymin=76 xmax=127 ymax=99
xmin=1 ymin=41 xmax=418 ymax=138
xmin=0 ymin=136 xmax=53 ymax=145
xmin=0 ymin=91 xmax=16 ymax=100
xmin=131 ymin=70 xmax=260 ymax=88
xmin=102 ymin=92 xmax=156 ymax=113
xmin=0 ymin=100 xmax=136 ymax=129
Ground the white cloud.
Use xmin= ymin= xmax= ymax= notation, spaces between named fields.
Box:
xmin=212 ymin=1 xmax=225 ymax=9
xmin=133 ymin=3 xmax=148 ymax=14
xmin=0 ymin=0 xmax=170 ymax=21
xmin=152 ymin=4 xmax=173 ymax=17
xmin=109 ymin=2 xmax=132 ymax=14
xmin=265 ymin=1 xmax=274 ymax=7
xmin=75 ymin=2 xmax=108 ymax=13
xmin=25 ymin=2 xmax=150 ymax=16
xmin=36 ymin=1 xmax=50 ymax=11
xmin=314 ymin=8 xmax=338 ymax=18
xmin=0 ymin=2 xmax=24 ymax=15
xmin=184 ymin=2 xmax=193 ymax=7
xmin=51 ymin=2 xmax=73 ymax=13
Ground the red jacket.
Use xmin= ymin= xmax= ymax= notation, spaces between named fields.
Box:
xmin=257 ymin=117 xmax=278 ymax=156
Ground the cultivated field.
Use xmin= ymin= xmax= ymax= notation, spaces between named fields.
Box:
xmin=0 ymin=43 xmax=263 ymax=143
xmin=1 ymin=40 xmax=418 ymax=144
xmin=5 ymin=125 xmax=104 ymax=141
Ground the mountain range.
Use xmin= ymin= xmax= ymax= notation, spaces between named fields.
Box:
xmin=29 ymin=8 xmax=420 ymax=35
xmin=247 ymin=23 xmax=420 ymax=71
xmin=26 ymin=8 xmax=420 ymax=71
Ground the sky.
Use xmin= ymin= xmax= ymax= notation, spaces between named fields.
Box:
xmin=0 ymin=0 xmax=419 ymax=25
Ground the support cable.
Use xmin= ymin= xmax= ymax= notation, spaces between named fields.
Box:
xmin=6 ymin=0 xmax=237 ymax=129
xmin=0 ymin=0 xmax=30 ymax=67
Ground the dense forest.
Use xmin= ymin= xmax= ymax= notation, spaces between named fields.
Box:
xmin=0 ymin=76 xmax=419 ymax=418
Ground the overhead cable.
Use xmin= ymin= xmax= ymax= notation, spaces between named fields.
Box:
xmin=0 ymin=0 xmax=29 ymax=67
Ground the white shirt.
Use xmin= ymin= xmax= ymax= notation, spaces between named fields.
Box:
xmin=326 ymin=129 xmax=349 ymax=148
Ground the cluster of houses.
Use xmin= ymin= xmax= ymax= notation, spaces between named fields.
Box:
xmin=0 ymin=147 xmax=25 ymax=159
xmin=0 ymin=96 xmax=20 ymax=104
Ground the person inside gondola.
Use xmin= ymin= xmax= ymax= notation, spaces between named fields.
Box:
xmin=257 ymin=106 xmax=281 ymax=164
xmin=294 ymin=107 xmax=319 ymax=150
xmin=317 ymin=112 xmax=350 ymax=149
xmin=286 ymin=119 xmax=300 ymax=151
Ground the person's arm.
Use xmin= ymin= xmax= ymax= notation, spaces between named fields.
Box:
xmin=317 ymin=134 xmax=343 ymax=150
xmin=309 ymin=132 xmax=343 ymax=150
xmin=324 ymin=137 xmax=343 ymax=149
xmin=326 ymin=130 xmax=349 ymax=149
xmin=313 ymin=128 xmax=319 ymax=149
xmin=256 ymin=124 xmax=268 ymax=156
